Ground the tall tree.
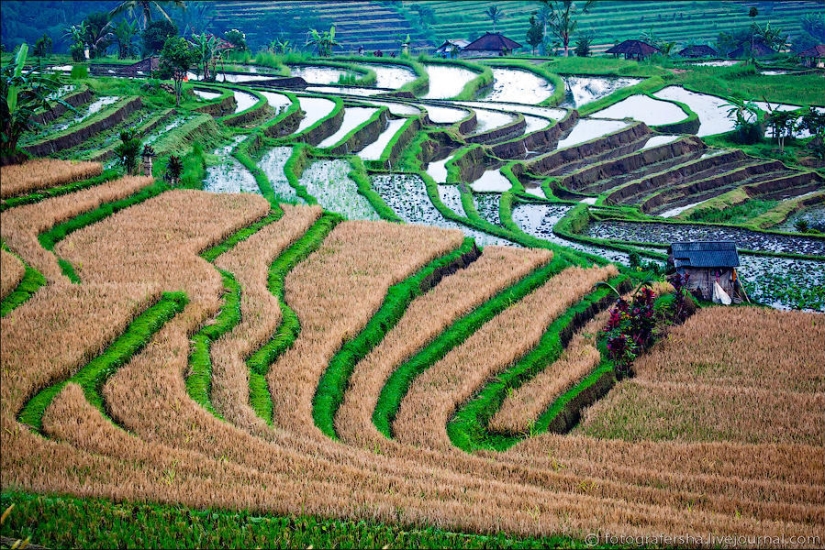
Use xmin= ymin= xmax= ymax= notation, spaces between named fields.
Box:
xmin=109 ymin=1 xmax=186 ymax=31
xmin=525 ymin=13 xmax=544 ymax=55
xmin=157 ymin=36 xmax=198 ymax=106
xmin=539 ymin=0 xmax=594 ymax=57
xmin=485 ymin=6 xmax=505 ymax=33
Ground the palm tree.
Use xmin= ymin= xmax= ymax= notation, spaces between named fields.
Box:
xmin=109 ymin=1 xmax=186 ymax=30
xmin=540 ymin=0 xmax=595 ymax=57
xmin=485 ymin=6 xmax=505 ymax=33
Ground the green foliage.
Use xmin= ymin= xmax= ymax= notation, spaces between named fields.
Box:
xmin=33 ymin=33 xmax=52 ymax=58
xmin=224 ymin=29 xmax=247 ymax=52
xmin=373 ymin=256 xmax=567 ymax=439
xmin=18 ymin=292 xmax=187 ymax=432
xmin=574 ymin=31 xmax=594 ymax=57
xmin=1 ymin=44 xmax=64 ymax=163
xmin=313 ymin=238 xmax=477 ymax=439
xmin=540 ymin=0 xmax=595 ymax=57
xmin=114 ymin=19 xmax=140 ymax=60
xmin=82 ymin=12 xmax=115 ymax=59
xmin=114 ymin=129 xmax=142 ymax=174
xmin=142 ymin=18 xmax=178 ymax=56
xmin=0 ymin=244 xmax=46 ymax=318
xmin=158 ymin=36 xmax=198 ymax=106
xmin=306 ymin=25 xmax=339 ymax=57
xmin=0 ymin=490 xmax=596 ymax=549
xmin=525 ymin=13 xmax=544 ymax=55
xmin=686 ymin=199 xmax=778 ymax=225
xmin=70 ymin=64 xmax=88 ymax=79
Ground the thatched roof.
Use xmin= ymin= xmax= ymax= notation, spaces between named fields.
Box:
xmin=797 ymin=44 xmax=825 ymax=58
xmin=463 ymin=32 xmax=522 ymax=51
xmin=434 ymin=39 xmax=469 ymax=53
xmin=669 ymin=241 xmax=740 ymax=269
xmin=679 ymin=44 xmax=718 ymax=58
xmin=728 ymin=40 xmax=774 ymax=59
xmin=605 ymin=40 xmax=660 ymax=56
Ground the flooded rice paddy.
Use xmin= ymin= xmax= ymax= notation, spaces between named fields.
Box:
xmin=204 ymin=136 xmax=260 ymax=195
xmin=50 ymin=96 xmax=120 ymax=132
xmin=288 ymin=65 xmax=354 ymax=84
xmin=593 ymin=95 xmax=688 ymax=126
xmin=558 ymin=76 xmax=642 ymax=109
xmin=555 ymin=119 xmax=629 ymax=150
xmin=298 ymin=160 xmax=379 ymax=220
xmin=480 ymin=68 xmax=554 ymax=104
xmin=468 ymin=108 xmax=515 ymax=135
xmin=358 ymin=118 xmax=406 ymax=161
xmin=422 ymin=64 xmax=477 ymax=99
xmin=257 ymin=147 xmax=304 ymax=204
xmin=370 ymin=64 xmax=417 ymax=89
xmin=316 ymin=107 xmax=378 ymax=149
xmin=295 ymin=96 xmax=336 ymax=134
xmin=469 ymin=170 xmax=512 ymax=192
xmin=233 ymin=90 xmax=259 ymax=113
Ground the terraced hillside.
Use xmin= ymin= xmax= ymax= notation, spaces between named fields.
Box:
xmin=206 ymin=0 xmax=823 ymax=55
xmin=2 ymin=37 xmax=824 ymax=547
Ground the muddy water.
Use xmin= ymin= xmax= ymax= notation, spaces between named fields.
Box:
xmin=295 ymin=97 xmax=336 ymax=133
xmin=593 ymin=95 xmax=688 ymax=126
xmin=204 ymin=136 xmax=260 ymax=195
xmin=737 ymin=254 xmax=825 ymax=311
xmin=512 ymin=203 xmax=631 ymax=264
xmin=257 ymin=147 xmax=304 ymax=204
xmin=259 ymin=91 xmax=291 ymax=113
xmin=418 ymin=104 xmax=470 ymax=124
xmin=558 ymin=76 xmax=642 ymax=109
xmin=469 ymin=108 xmax=515 ymax=135
xmin=426 ymin=154 xmax=455 ymax=183
xmin=480 ymin=68 xmax=554 ymax=104
xmin=474 ymin=193 xmax=504 ymax=227
xmin=371 ymin=174 xmax=517 ymax=247
xmin=774 ymin=204 xmax=825 ymax=233
xmin=305 ymin=86 xmax=385 ymax=97
xmin=470 ymin=170 xmax=512 ymax=192
xmin=358 ymin=118 xmax=406 ymax=161
xmin=371 ymin=64 xmax=417 ymax=89
xmin=423 ymin=64 xmax=477 ymax=99
xmin=288 ymin=65 xmax=353 ymax=84
xmin=299 ymin=160 xmax=379 ymax=220
xmin=193 ymin=89 xmax=222 ymax=101
xmin=317 ymin=107 xmax=378 ymax=149
xmin=555 ymin=119 xmax=629 ymax=150
xmin=233 ymin=90 xmax=259 ymax=114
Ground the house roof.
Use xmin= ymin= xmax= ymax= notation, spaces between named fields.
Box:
xmin=669 ymin=241 xmax=740 ymax=268
xmin=605 ymin=40 xmax=660 ymax=56
xmin=728 ymin=40 xmax=774 ymax=58
xmin=797 ymin=44 xmax=825 ymax=58
xmin=435 ymin=39 xmax=469 ymax=52
xmin=678 ymin=44 xmax=718 ymax=58
xmin=463 ymin=32 xmax=522 ymax=51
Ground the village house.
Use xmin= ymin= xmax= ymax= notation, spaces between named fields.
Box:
xmin=667 ymin=241 xmax=745 ymax=304
xmin=460 ymin=32 xmax=522 ymax=57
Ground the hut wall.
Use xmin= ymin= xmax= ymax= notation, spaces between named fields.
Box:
xmin=680 ymin=267 xmax=737 ymax=301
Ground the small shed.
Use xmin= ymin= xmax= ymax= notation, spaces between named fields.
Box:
xmin=667 ymin=241 xmax=743 ymax=304
xmin=678 ymin=44 xmax=718 ymax=58
xmin=797 ymin=44 xmax=825 ymax=68
xmin=434 ymin=39 xmax=469 ymax=57
xmin=461 ymin=32 xmax=523 ymax=57
xmin=605 ymin=40 xmax=660 ymax=61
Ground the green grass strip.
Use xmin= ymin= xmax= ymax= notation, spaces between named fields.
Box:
xmin=372 ymin=255 xmax=569 ymax=439
xmin=0 ymin=169 xmax=120 ymax=212
xmin=348 ymin=156 xmax=402 ymax=223
xmin=447 ymin=276 xmax=628 ymax=453
xmin=313 ymin=238 xmax=478 ymax=440
xmin=201 ymin=212 xmax=282 ymax=263
xmin=0 ymin=490 xmax=612 ymax=549
xmin=0 ymin=244 xmax=47 ymax=318
xmin=17 ymin=292 xmax=188 ymax=433
xmin=246 ymin=212 xmax=343 ymax=424
xmin=185 ymin=271 xmax=240 ymax=419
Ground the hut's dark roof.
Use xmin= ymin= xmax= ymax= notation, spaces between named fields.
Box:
xmin=728 ymin=40 xmax=774 ymax=58
xmin=463 ymin=32 xmax=522 ymax=51
xmin=797 ymin=44 xmax=825 ymax=58
xmin=605 ymin=40 xmax=660 ymax=56
xmin=435 ymin=39 xmax=469 ymax=52
xmin=678 ymin=44 xmax=718 ymax=58
xmin=669 ymin=241 xmax=740 ymax=268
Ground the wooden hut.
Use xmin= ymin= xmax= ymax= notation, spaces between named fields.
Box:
xmin=667 ymin=241 xmax=743 ymax=304
xmin=605 ymin=40 xmax=660 ymax=61
xmin=461 ymin=32 xmax=522 ymax=57
xmin=727 ymin=39 xmax=774 ymax=59
xmin=678 ymin=44 xmax=718 ymax=58
xmin=797 ymin=44 xmax=825 ymax=68
xmin=434 ymin=39 xmax=469 ymax=57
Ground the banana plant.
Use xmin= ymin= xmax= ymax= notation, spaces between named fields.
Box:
xmin=1 ymin=44 xmax=68 ymax=163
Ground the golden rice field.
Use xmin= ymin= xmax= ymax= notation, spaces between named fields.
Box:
xmin=0 ymin=158 xmax=102 ymax=198
xmin=1 ymin=182 xmax=823 ymax=548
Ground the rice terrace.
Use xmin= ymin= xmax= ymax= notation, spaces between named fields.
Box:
xmin=1 ymin=0 xmax=824 ymax=548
